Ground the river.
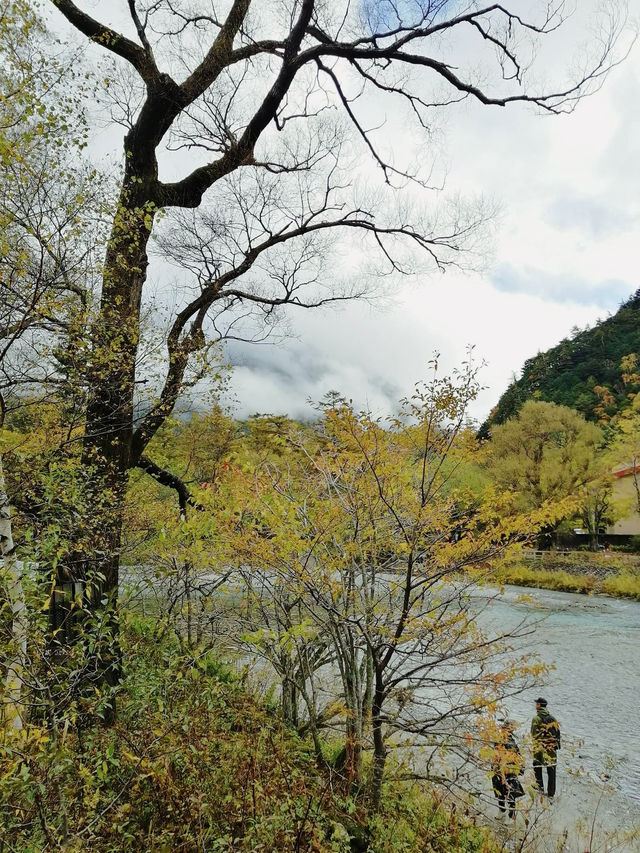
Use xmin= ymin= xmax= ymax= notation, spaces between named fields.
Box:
xmin=469 ymin=584 xmax=640 ymax=849
xmin=473 ymin=584 xmax=640 ymax=802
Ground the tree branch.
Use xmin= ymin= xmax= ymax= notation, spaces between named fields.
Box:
xmin=50 ymin=0 xmax=154 ymax=79
xmin=156 ymin=0 xmax=316 ymax=207
xmin=137 ymin=455 xmax=204 ymax=516
xmin=131 ymin=203 xmax=481 ymax=458
xmin=127 ymin=0 xmax=154 ymax=58
xmin=179 ymin=0 xmax=253 ymax=103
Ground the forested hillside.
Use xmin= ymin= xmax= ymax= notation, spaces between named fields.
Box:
xmin=480 ymin=290 xmax=640 ymax=436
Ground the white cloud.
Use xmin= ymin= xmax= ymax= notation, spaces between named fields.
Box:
xmin=223 ymin=14 xmax=640 ymax=425
xmin=223 ymin=273 xmax=608 ymax=424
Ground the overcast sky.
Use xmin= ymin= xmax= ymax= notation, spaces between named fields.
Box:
xmin=62 ymin=1 xmax=640 ymax=426
xmin=220 ymin=5 xmax=640 ymax=424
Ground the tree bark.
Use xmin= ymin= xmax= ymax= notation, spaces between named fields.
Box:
xmin=370 ymin=665 xmax=387 ymax=810
xmin=74 ymin=157 xmax=158 ymax=701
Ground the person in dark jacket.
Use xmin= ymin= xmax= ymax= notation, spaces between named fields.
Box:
xmin=492 ymin=719 xmax=525 ymax=818
xmin=531 ymin=697 xmax=561 ymax=799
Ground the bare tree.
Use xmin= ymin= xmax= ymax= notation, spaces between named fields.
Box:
xmin=38 ymin=0 xmax=629 ymax=697
xmin=0 ymin=152 xmax=106 ymax=411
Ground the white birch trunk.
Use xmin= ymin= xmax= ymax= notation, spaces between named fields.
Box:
xmin=0 ymin=455 xmax=28 ymax=730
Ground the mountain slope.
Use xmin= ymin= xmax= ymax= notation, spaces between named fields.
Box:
xmin=480 ymin=290 xmax=640 ymax=436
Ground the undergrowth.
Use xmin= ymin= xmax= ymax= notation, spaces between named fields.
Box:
xmin=0 ymin=618 xmax=499 ymax=853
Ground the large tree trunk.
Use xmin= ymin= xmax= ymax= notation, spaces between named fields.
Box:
xmin=73 ymin=164 xmax=157 ymax=704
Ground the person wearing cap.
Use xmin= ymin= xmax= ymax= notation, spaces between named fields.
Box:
xmin=491 ymin=719 xmax=525 ymax=818
xmin=531 ymin=697 xmax=561 ymax=799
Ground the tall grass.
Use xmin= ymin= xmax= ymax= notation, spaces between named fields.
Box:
xmin=493 ymin=563 xmax=640 ymax=599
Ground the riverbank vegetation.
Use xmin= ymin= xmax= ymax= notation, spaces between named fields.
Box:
xmin=3 ymin=364 xmax=639 ymax=849
xmin=2 ymin=363 xmax=570 ymax=849
xmin=3 ymin=359 xmax=638 ymax=848
xmin=492 ymin=554 xmax=640 ymax=600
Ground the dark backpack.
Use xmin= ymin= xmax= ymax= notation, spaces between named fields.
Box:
xmin=540 ymin=713 xmax=561 ymax=750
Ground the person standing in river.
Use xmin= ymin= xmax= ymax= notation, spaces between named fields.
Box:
xmin=492 ymin=719 xmax=525 ymax=818
xmin=531 ymin=697 xmax=561 ymax=799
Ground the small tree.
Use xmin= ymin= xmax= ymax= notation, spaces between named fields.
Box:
xmin=483 ymin=400 xmax=603 ymax=545
xmin=0 ymin=0 xmax=107 ymax=725
xmin=580 ymin=473 xmax=615 ymax=551
xmin=229 ymin=363 xmax=568 ymax=806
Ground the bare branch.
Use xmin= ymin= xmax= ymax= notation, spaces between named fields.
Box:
xmin=49 ymin=0 xmax=155 ymax=79
xmin=156 ymin=0 xmax=317 ymax=207
xmin=179 ymin=0 xmax=254 ymax=103
xmin=137 ymin=454 xmax=204 ymax=515
xmin=127 ymin=0 xmax=154 ymax=57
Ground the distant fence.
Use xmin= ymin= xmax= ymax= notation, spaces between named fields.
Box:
xmin=522 ymin=549 xmax=571 ymax=561
xmin=519 ymin=549 xmax=640 ymax=581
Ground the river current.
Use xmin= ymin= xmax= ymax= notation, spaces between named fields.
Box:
xmin=472 ymin=585 xmax=640 ymax=807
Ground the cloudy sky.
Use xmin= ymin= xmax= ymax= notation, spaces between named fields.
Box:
xmin=59 ymin=1 xmax=640 ymax=426
xmin=220 ymin=1 xmax=640 ymax=419
xmin=222 ymin=3 xmax=640 ymax=424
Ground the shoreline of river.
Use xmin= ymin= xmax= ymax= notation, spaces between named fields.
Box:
xmin=481 ymin=770 xmax=640 ymax=853
xmin=471 ymin=582 xmax=640 ymax=851
xmin=492 ymin=560 xmax=640 ymax=601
